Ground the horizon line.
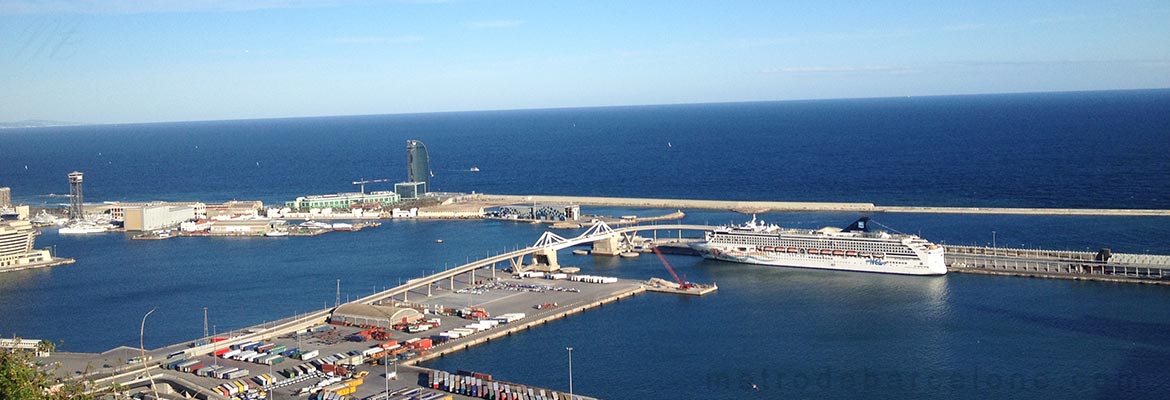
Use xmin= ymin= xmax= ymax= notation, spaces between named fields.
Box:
xmin=5 ymin=87 xmax=1168 ymax=129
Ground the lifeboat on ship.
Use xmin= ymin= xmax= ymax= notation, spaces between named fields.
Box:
xmin=832 ymin=250 xmax=845 ymax=256
xmin=808 ymin=248 xmax=819 ymax=254
xmin=845 ymin=250 xmax=858 ymax=257
xmin=787 ymin=247 xmax=799 ymax=253
xmin=874 ymin=252 xmax=886 ymax=258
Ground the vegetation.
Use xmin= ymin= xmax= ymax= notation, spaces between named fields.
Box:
xmin=0 ymin=341 xmax=93 ymax=400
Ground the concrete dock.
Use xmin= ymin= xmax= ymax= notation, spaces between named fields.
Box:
xmin=474 ymin=194 xmax=1170 ymax=217
xmin=45 ymin=256 xmax=657 ymax=400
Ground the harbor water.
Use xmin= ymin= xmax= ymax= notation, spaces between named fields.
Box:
xmin=1 ymin=90 xmax=1170 ymax=399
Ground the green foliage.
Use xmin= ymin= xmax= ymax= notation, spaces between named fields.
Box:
xmin=0 ymin=348 xmax=93 ymax=400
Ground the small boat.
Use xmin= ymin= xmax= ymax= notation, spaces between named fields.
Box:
xmin=435 ymin=239 xmax=444 ymax=243
xmin=469 ymin=166 xmax=480 ymax=172
xmin=59 ymin=221 xmax=108 ymax=234
xmin=265 ymin=230 xmax=288 ymax=237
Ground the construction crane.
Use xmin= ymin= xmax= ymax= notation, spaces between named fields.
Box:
xmin=352 ymin=178 xmax=390 ymax=194
xmin=652 ymin=245 xmax=692 ymax=289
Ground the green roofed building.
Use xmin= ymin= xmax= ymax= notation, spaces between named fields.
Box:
xmin=285 ymin=191 xmax=400 ymax=210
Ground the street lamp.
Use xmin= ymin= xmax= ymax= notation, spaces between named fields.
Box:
xmin=140 ymin=307 xmax=160 ymax=400
xmin=566 ymin=347 xmax=574 ymax=400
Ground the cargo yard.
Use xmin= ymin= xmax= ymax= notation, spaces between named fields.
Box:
xmin=43 ymin=262 xmax=648 ymax=400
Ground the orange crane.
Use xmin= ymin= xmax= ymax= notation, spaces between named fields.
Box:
xmin=652 ymin=245 xmax=692 ymax=289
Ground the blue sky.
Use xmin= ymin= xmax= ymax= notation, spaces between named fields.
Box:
xmin=2 ymin=0 xmax=1168 ymax=124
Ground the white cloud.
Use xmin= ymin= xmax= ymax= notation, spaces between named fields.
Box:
xmin=759 ymin=65 xmax=915 ymax=74
xmin=469 ymin=19 xmax=523 ymax=29
xmin=0 ymin=0 xmax=442 ymax=15
xmin=941 ymin=23 xmax=984 ymax=32
xmin=320 ymin=35 xmax=424 ymax=45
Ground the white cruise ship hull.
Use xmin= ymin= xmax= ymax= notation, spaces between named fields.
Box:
xmin=690 ymin=242 xmax=947 ymax=276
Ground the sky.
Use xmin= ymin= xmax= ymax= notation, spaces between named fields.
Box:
xmin=1 ymin=0 xmax=1168 ymax=124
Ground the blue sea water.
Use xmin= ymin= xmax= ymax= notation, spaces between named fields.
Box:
xmin=2 ymin=90 xmax=1170 ymax=399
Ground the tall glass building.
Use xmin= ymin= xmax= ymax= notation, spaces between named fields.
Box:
xmin=406 ymin=140 xmax=430 ymax=193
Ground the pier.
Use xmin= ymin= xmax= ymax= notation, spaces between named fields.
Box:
xmin=945 ymin=245 xmax=1170 ymax=284
xmin=53 ymin=221 xmax=714 ymax=399
xmin=474 ymin=194 xmax=1170 ymax=217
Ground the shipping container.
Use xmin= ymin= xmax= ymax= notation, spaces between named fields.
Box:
xmin=257 ymin=343 xmax=277 ymax=353
xmin=175 ymin=359 xmax=200 ymax=370
xmin=221 ymin=349 xmax=241 ymax=359
xmin=299 ymin=349 xmax=320 ymax=360
xmin=164 ymin=359 xmax=187 ymax=370
xmin=182 ymin=361 xmax=205 ymax=373
xmin=212 ymin=347 xmax=231 ymax=357
xmin=196 ymin=365 xmax=222 ymax=377
xmin=268 ymin=345 xmax=287 ymax=354
xmin=224 ymin=368 xmax=250 ymax=379
xmin=361 ymin=347 xmax=383 ymax=358
xmin=216 ymin=367 xmax=239 ymax=379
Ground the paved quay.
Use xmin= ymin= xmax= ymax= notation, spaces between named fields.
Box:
xmin=475 ymin=194 xmax=1170 ymax=217
xmin=48 ymin=267 xmax=641 ymax=400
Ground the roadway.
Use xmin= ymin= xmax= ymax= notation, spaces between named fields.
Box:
xmin=475 ymin=194 xmax=1170 ymax=217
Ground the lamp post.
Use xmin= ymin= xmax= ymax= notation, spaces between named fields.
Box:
xmin=566 ymin=347 xmax=574 ymax=400
xmin=140 ymin=307 xmax=159 ymax=400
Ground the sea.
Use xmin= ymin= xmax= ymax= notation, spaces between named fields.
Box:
xmin=1 ymin=89 xmax=1169 ymax=399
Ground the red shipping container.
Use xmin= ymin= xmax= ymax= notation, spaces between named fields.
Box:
xmin=210 ymin=337 xmax=228 ymax=343
xmin=415 ymin=338 xmax=433 ymax=349
xmin=213 ymin=348 xmax=231 ymax=356
xmin=379 ymin=340 xmax=399 ymax=349
xmin=321 ymin=364 xmax=336 ymax=374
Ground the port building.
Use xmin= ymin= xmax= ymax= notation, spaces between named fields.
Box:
xmin=330 ymin=303 xmax=422 ymax=328
xmin=394 ymin=182 xmax=427 ymax=200
xmin=205 ymin=201 xmax=263 ymax=218
xmin=0 ymin=187 xmax=10 ymax=207
xmin=208 ymin=218 xmax=284 ymax=235
xmin=495 ymin=204 xmax=581 ymax=221
xmin=285 ymin=191 xmax=400 ymax=210
xmin=0 ymin=220 xmax=53 ymax=268
xmin=122 ymin=204 xmax=199 ymax=231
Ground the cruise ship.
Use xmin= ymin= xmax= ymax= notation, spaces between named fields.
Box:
xmin=690 ymin=217 xmax=946 ymax=276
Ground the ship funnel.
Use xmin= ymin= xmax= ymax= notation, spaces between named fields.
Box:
xmin=842 ymin=217 xmax=872 ymax=232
